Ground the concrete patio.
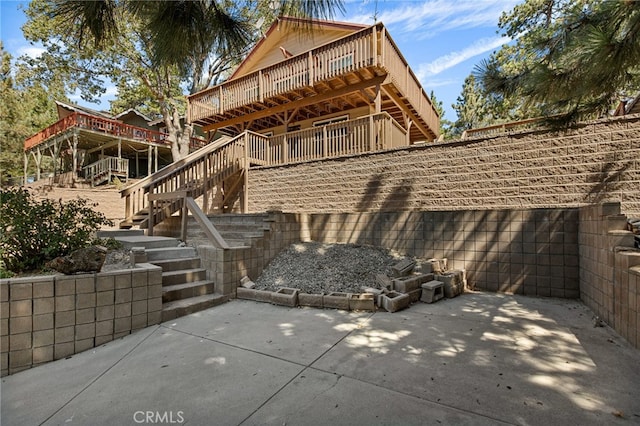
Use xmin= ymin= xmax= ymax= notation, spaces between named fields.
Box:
xmin=2 ymin=292 xmax=639 ymax=425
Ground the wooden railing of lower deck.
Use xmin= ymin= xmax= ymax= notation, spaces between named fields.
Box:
xmin=250 ymin=113 xmax=406 ymax=166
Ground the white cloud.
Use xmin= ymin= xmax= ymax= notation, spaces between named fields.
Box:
xmin=347 ymin=0 xmax=519 ymax=37
xmin=416 ymin=36 xmax=510 ymax=79
xmin=17 ymin=45 xmax=45 ymax=59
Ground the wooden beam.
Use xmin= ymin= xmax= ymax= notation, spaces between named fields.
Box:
xmin=381 ymin=84 xmax=435 ymax=140
xmin=202 ymin=75 xmax=390 ymax=132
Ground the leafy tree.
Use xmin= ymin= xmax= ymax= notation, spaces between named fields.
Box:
xmin=22 ymin=0 xmax=344 ymax=161
xmin=475 ymin=0 xmax=640 ymax=123
xmin=429 ymin=90 xmax=453 ymax=140
xmin=0 ymin=42 xmax=64 ymax=185
xmin=451 ymin=75 xmax=493 ymax=135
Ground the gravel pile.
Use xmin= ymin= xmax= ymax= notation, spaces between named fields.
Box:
xmin=254 ymin=241 xmax=415 ymax=294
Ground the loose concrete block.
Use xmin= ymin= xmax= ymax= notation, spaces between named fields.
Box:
xmin=10 ymin=333 xmax=32 ymax=350
xmin=271 ymin=287 xmax=299 ymax=307
xmin=131 ymin=247 xmax=147 ymax=264
xmin=324 ymin=292 xmax=351 ymax=310
xmin=375 ymin=274 xmax=393 ymax=290
xmin=298 ymin=293 xmax=324 ymax=308
xmin=237 ymin=287 xmax=271 ymax=303
xmin=95 ymin=320 xmax=114 ymax=337
xmin=421 ymin=281 xmax=445 ymax=303
xmin=393 ymin=274 xmax=433 ymax=293
xmin=54 ymin=342 xmax=74 ymax=360
xmin=349 ymin=293 xmax=375 ymax=311
xmin=362 ymin=287 xmax=384 ymax=297
xmin=10 ymin=283 xmax=32 ymax=300
xmin=33 ymin=329 xmax=54 ymax=348
xmin=407 ymin=288 xmax=422 ymax=303
xmin=391 ymin=259 xmax=416 ymax=277
xmin=380 ymin=291 xmax=411 ymax=313
xmin=33 ymin=345 xmax=53 ymax=364
xmin=436 ymin=271 xmax=465 ymax=298
xmin=10 ymin=316 xmax=32 ymax=334
xmin=426 ymin=258 xmax=447 ymax=274
xmin=10 ymin=300 xmax=32 ymax=317
xmin=34 ymin=298 xmax=54 ymax=315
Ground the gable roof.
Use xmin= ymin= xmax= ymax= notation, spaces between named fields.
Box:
xmin=230 ymin=16 xmax=368 ymax=80
xmin=114 ymin=108 xmax=153 ymax=123
xmin=56 ymin=100 xmax=114 ymax=120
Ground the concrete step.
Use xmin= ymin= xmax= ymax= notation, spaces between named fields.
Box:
xmin=607 ymin=230 xmax=636 ymax=247
xmin=98 ymin=229 xmax=145 ymax=238
xmin=162 ymin=281 xmax=216 ymax=302
xmin=116 ymin=235 xmax=179 ymax=250
xmin=606 ymin=215 xmax=629 ymax=232
xmin=162 ymin=268 xmax=207 ymax=286
xmin=162 ymin=293 xmax=229 ymax=322
xmin=146 ymin=246 xmax=198 ymax=261
xmin=150 ymin=257 xmax=201 ymax=272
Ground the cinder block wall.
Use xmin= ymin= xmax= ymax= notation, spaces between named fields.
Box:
xmin=0 ymin=264 xmax=163 ymax=376
xmin=579 ymin=203 xmax=640 ymax=348
xmin=248 ymin=115 xmax=640 ymax=216
xmin=306 ymin=209 xmax=580 ymax=298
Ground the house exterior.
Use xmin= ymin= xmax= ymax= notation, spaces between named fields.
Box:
xmin=187 ymin=17 xmax=439 ymax=146
xmin=23 ymin=101 xmax=206 ymax=186
xmin=121 ymin=17 xmax=440 ymax=229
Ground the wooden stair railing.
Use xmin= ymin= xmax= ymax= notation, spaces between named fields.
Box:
xmin=119 ymin=134 xmax=250 ymax=230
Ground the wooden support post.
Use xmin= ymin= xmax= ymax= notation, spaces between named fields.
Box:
xmin=374 ymin=84 xmax=382 ymax=113
xmin=147 ymin=145 xmax=152 ymax=177
xmin=23 ymin=153 xmax=28 ymax=186
xmin=308 ymin=51 xmax=314 ymax=85
xmin=180 ymin=201 xmax=188 ymax=242
xmin=243 ymin=133 xmax=249 ymax=213
xmin=258 ymin=70 xmax=264 ymax=102
xmin=72 ymin=132 xmax=78 ymax=181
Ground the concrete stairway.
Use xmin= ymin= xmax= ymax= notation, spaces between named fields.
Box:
xmin=186 ymin=213 xmax=271 ymax=248
xmin=100 ymin=230 xmax=228 ymax=322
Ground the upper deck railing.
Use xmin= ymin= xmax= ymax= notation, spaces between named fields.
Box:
xmin=24 ymin=112 xmax=206 ymax=151
xmin=187 ymin=23 xmax=439 ymax=138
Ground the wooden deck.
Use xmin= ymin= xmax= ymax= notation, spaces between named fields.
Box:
xmin=187 ymin=23 xmax=439 ymax=143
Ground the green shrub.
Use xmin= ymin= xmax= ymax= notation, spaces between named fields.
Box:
xmin=0 ymin=188 xmax=113 ymax=273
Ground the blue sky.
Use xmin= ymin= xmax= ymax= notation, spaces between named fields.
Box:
xmin=1 ymin=0 xmax=520 ymax=122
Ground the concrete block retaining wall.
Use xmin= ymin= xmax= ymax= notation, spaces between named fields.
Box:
xmin=0 ymin=264 xmax=163 ymax=376
xmin=248 ymin=115 xmax=640 ymax=216
xmin=579 ymin=203 xmax=640 ymax=348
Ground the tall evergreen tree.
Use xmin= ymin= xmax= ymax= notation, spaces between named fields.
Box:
xmin=475 ymin=0 xmax=640 ymax=123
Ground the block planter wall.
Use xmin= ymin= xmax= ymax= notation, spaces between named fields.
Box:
xmin=0 ymin=263 xmax=163 ymax=376
xmin=579 ymin=203 xmax=640 ymax=348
